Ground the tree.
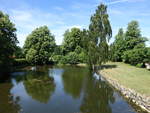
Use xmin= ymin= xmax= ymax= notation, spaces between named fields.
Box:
xmin=121 ymin=21 xmax=148 ymax=65
xmin=62 ymin=28 xmax=83 ymax=55
xmin=122 ymin=48 xmax=148 ymax=66
xmin=110 ymin=21 xmax=148 ymax=64
xmin=87 ymin=4 xmax=112 ymax=69
xmin=124 ymin=21 xmax=147 ymax=50
xmin=61 ymin=28 xmax=87 ymax=64
xmin=110 ymin=28 xmax=125 ymax=61
xmin=23 ymin=26 xmax=56 ymax=64
xmin=13 ymin=46 xmax=24 ymax=58
xmin=0 ymin=11 xmax=18 ymax=72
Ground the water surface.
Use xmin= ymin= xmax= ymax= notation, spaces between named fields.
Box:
xmin=0 ymin=66 xmax=141 ymax=113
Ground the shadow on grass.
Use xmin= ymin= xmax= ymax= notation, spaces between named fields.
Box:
xmin=99 ymin=64 xmax=117 ymax=70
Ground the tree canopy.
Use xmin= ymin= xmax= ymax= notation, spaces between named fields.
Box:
xmin=86 ymin=4 xmax=112 ymax=69
xmin=23 ymin=26 xmax=56 ymax=64
xmin=0 ymin=11 xmax=18 ymax=72
xmin=110 ymin=20 xmax=149 ymax=67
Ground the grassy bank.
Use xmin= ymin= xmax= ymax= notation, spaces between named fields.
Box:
xmin=100 ymin=62 xmax=150 ymax=97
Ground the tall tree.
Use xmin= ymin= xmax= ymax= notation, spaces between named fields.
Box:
xmin=124 ymin=21 xmax=147 ymax=50
xmin=0 ymin=11 xmax=18 ymax=72
xmin=87 ymin=4 xmax=112 ymax=69
xmin=110 ymin=28 xmax=125 ymax=61
xmin=23 ymin=26 xmax=56 ymax=64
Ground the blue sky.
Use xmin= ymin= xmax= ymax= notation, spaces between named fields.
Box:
xmin=0 ymin=0 xmax=150 ymax=47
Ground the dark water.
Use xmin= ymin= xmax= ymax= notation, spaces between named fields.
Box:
xmin=0 ymin=66 xmax=140 ymax=113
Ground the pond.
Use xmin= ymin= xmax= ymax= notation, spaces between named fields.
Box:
xmin=0 ymin=66 xmax=143 ymax=113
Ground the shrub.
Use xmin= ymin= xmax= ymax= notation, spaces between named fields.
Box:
xmin=64 ymin=52 xmax=79 ymax=64
xmin=122 ymin=48 xmax=147 ymax=65
xmin=51 ymin=55 xmax=62 ymax=64
xmin=13 ymin=58 xmax=29 ymax=66
xmin=136 ymin=63 xmax=144 ymax=68
xmin=78 ymin=51 xmax=87 ymax=63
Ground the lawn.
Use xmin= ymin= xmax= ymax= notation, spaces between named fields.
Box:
xmin=100 ymin=62 xmax=150 ymax=97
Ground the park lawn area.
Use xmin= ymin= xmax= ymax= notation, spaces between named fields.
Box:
xmin=100 ymin=62 xmax=150 ymax=97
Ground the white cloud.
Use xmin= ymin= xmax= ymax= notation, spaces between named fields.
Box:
xmin=8 ymin=9 xmax=68 ymax=47
xmin=106 ymin=0 xmax=145 ymax=5
xmin=8 ymin=8 xmax=86 ymax=46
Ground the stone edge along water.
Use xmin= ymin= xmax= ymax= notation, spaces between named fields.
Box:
xmin=99 ymin=71 xmax=150 ymax=113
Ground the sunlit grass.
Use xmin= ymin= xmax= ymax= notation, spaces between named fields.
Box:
xmin=100 ymin=62 xmax=150 ymax=96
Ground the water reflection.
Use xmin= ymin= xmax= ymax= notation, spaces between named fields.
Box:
xmin=13 ymin=66 xmax=55 ymax=103
xmin=80 ymin=73 xmax=115 ymax=113
xmin=0 ymin=66 xmax=138 ymax=113
xmin=62 ymin=67 xmax=89 ymax=98
xmin=0 ymin=83 xmax=21 ymax=113
xmin=23 ymin=71 xmax=55 ymax=103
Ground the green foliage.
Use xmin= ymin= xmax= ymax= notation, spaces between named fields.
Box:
xmin=13 ymin=58 xmax=28 ymax=66
xmin=110 ymin=21 xmax=148 ymax=67
xmin=23 ymin=26 xmax=56 ymax=65
xmin=78 ymin=51 xmax=87 ymax=63
xmin=124 ymin=21 xmax=147 ymax=50
xmin=122 ymin=48 xmax=148 ymax=65
xmin=86 ymin=4 xmax=112 ymax=69
xmin=143 ymin=48 xmax=150 ymax=63
xmin=0 ymin=11 xmax=18 ymax=72
xmin=136 ymin=63 xmax=143 ymax=68
xmin=110 ymin=28 xmax=125 ymax=61
xmin=64 ymin=52 xmax=79 ymax=64
xmin=13 ymin=46 xmax=24 ymax=58
xmin=60 ymin=27 xmax=88 ymax=64
xmin=51 ymin=55 xmax=62 ymax=64
xmin=62 ymin=28 xmax=83 ymax=54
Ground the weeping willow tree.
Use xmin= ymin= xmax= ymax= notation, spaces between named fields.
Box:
xmin=87 ymin=4 xmax=112 ymax=70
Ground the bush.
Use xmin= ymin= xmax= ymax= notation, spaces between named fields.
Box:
xmin=51 ymin=55 xmax=62 ymax=64
xmin=122 ymin=48 xmax=147 ymax=65
xmin=61 ymin=52 xmax=79 ymax=64
xmin=136 ymin=63 xmax=144 ymax=68
xmin=78 ymin=51 xmax=87 ymax=63
xmin=66 ymin=52 xmax=79 ymax=64
xmin=13 ymin=58 xmax=29 ymax=66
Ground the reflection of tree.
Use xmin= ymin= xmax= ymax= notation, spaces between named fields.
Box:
xmin=23 ymin=71 xmax=55 ymax=103
xmin=80 ymin=74 xmax=115 ymax=113
xmin=62 ymin=67 xmax=89 ymax=99
xmin=0 ymin=83 xmax=21 ymax=113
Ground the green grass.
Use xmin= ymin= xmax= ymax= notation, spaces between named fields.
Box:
xmin=100 ymin=62 xmax=150 ymax=96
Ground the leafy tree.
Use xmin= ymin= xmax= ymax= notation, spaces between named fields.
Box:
xmin=87 ymin=4 xmax=112 ymax=69
xmin=110 ymin=28 xmax=125 ymax=61
xmin=124 ymin=21 xmax=147 ymax=50
xmin=64 ymin=52 xmax=79 ymax=64
xmin=23 ymin=26 xmax=56 ymax=64
xmin=13 ymin=46 xmax=24 ymax=58
xmin=111 ymin=21 xmax=148 ymax=65
xmin=60 ymin=28 xmax=87 ymax=64
xmin=62 ymin=28 xmax=83 ymax=55
xmin=121 ymin=21 xmax=148 ymax=65
xmin=122 ymin=48 xmax=148 ymax=66
xmin=0 ymin=11 xmax=18 ymax=71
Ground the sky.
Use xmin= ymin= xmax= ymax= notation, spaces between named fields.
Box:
xmin=0 ymin=0 xmax=150 ymax=47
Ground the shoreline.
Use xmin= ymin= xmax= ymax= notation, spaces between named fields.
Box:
xmin=98 ymin=71 xmax=150 ymax=113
